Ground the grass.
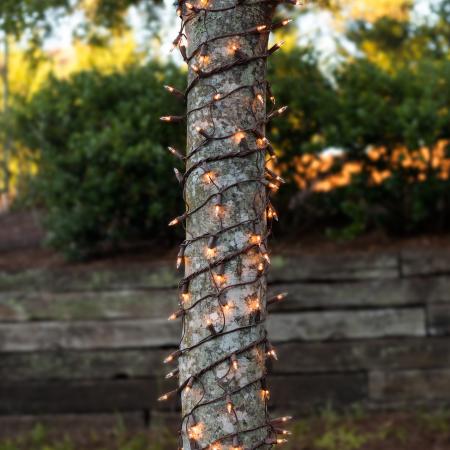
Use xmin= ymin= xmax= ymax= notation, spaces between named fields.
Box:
xmin=1 ymin=409 xmax=449 ymax=450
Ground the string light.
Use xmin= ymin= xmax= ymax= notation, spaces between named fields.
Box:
xmin=226 ymin=394 xmax=234 ymax=414
xmin=176 ymin=246 xmax=185 ymax=269
xmin=268 ymin=292 xmax=288 ymax=306
xmin=202 ymin=169 xmax=216 ymax=184
xmin=165 ymin=368 xmax=179 ymax=379
xmin=231 ymin=354 xmax=238 ymax=371
xmin=185 ymin=376 xmax=195 ymax=392
xmin=164 ymin=349 xmax=181 ymax=364
xmin=206 ymin=318 xmax=217 ymax=335
xmin=160 ymin=2 xmax=302 ymax=447
xmin=266 ymin=342 xmax=278 ymax=360
xmin=174 ymin=168 xmax=183 ymax=184
xmin=206 ymin=235 xmax=218 ymax=259
xmin=168 ymin=146 xmax=185 ymax=160
xmin=181 ymin=282 xmax=190 ymax=303
xmin=233 ymin=130 xmax=246 ymax=144
xmin=268 ymin=41 xmax=285 ymax=55
xmin=168 ymin=308 xmax=184 ymax=321
xmin=214 ymin=263 xmax=226 ymax=285
xmin=164 ymin=85 xmax=185 ymax=99
xmin=213 ymin=193 xmax=223 ymax=217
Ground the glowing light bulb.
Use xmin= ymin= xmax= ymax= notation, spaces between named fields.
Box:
xmin=261 ymin=389 xmax=270 ymax=400
xmin=168 ymin=309 xmax=183 ymax=321
xmin=226 ymin=395 xmax=233 ymax=414
xmin=256 ymin=93 xmax=264 ymax=104
xmin=202 ymin=170 xmax=215 ymax=183
xmin=188 ymin=423 xmax=204 ymax=441
xmin=256 ymin=137 xmax=268 ymax=149
xmin=185 ymin=377 xmax=194 ymax=392
xmin=257 ymin=25 xmax=267 ymax=32
xmin=213 ymin=93 xmax=221 ymax=101
xmin=267 ymin=343 xmax=278 ymax=360
xmin=231 ymin=354 xmax=238 ymax=370
xmin=250 ymin=234 xmax=262 ymax=245
xmin=233 ymin=131 xmax=246 ymax=144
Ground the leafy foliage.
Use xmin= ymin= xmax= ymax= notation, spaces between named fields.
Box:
xmin=268 ymin=5 xmax=450 ymax=239
xmin=13 ymin=62 xmax=185 ymax=259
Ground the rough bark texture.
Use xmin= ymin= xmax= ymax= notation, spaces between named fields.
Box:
xmin=178 ymin=3 xmax=275 ymax=449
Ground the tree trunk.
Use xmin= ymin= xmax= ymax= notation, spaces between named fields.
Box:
xmin=163 ymin=2 xmax=292 ymax=449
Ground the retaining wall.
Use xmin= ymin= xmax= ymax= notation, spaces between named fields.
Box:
xmin=1 ymin=247 xmax=449 ymax=428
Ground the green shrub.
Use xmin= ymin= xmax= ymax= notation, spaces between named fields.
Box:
xmin=14 ymin=62 xmax=185 ymax=259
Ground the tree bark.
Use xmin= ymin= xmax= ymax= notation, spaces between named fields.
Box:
xmin=163 ymin=2 xmax=291 ymax=449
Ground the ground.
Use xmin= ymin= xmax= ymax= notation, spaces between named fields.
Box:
xmin=0 ymin=410 xmax=449 ymax=450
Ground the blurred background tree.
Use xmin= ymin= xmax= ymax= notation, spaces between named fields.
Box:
xmin=1 ymin=0 xmax=449 ymax=258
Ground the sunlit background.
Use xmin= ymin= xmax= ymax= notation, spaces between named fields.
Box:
xmin=0 ymin=2 xmax=450 ymax=449
xmin=1 ymin=0 xmax=449 ymax=258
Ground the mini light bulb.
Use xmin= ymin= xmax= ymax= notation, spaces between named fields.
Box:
xmin=164 ymin=349 xmax=181 ymax=364
xmin=257 ymin=261 xmax=265 ymax=274
xmin=168 ymin=146 xmax=184 ymax=160
xmin=176 ymin=246 xmax=185 ymax=269
xmin=231 ymin=354 xmax=238 ymax=371
xmin=181 ymin=282 xmax=190 ymax=303
xmin=266 ymin=342 xmax=278 ymax=360
xmin=185 ymin=377 xmax=194 ymax=392
xmin=202 ymin=171 xmax=215 ymax=183
xmin=206 ymin=318 xmax=217 ymax=335
xmin=250 ymin=234 xmax=262 ymax=245
xmin=257 ymin=25 xmax=267 ymax=32
xmin=268 ymin=292 xmax=288 ymax=305
xmin=206 ymin=235 xmax=218 ymax=259
xmin=256 ymin=137 xmax=268 ymax=149
xmin=233 ymin=131 xmax=246 ymax=144
xmin=213 ymin=93 xmax=221 ymax=101
xmin=168 ymin=308 xmax=184 ymax=321
xmin=226 ymin=395 xmax=233 ymax=414
xmin=165 ymin=368 xmax=179 ymax=379
xmin=256 ymin=93 xmax=264 ymax=104
xmin=261 ymin=389 xmax=270 ymax=400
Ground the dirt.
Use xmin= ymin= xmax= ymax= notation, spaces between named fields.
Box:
xmin=0 ymin=411 xmax=449 ymax=450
